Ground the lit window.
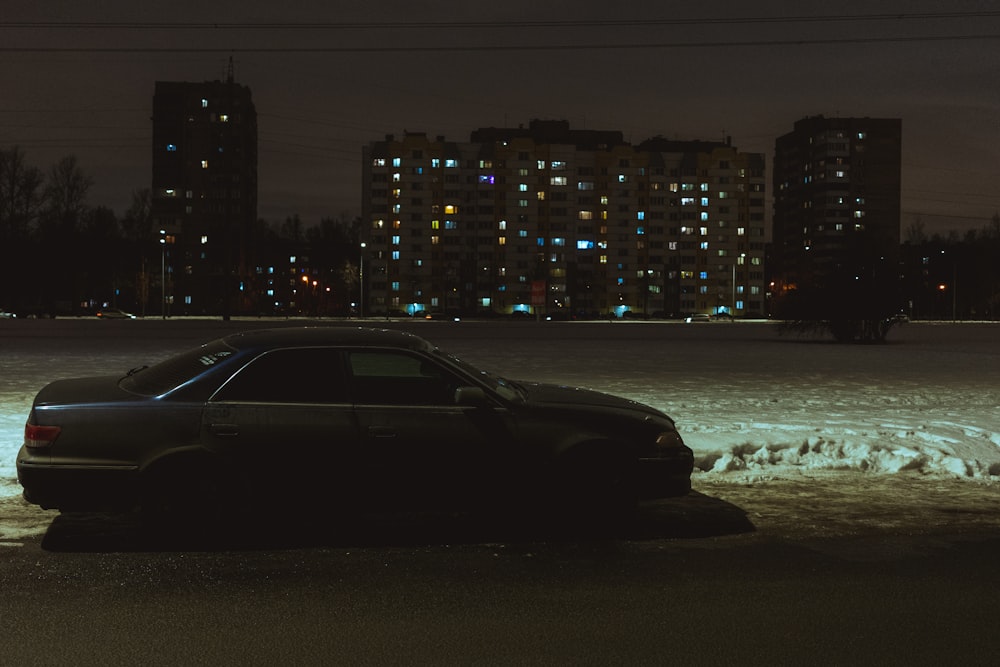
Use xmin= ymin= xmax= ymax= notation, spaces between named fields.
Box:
xmin=201 ymin=160 xmax=209 ymax=169
xmin=219 ymin=114 xmax=228 ymax=122
xmin=392 ymin=158 xmax=401 ymax=167
xmin=444 ymin=204 xmax=458 ymax=214
xmin=637 ymin=211 xmax=645 ymax=221
xmin=577 ymin=240 xmax=595 ymax=250
xmin=167 ymin=144 xmax=177 ymax=152
xmin=373 ymin=158 xmax=386 ymax=167
xmin=391 ymin=251 xmax=400 ymax=260
xmin=201 ymin=98 xmax=208 ymax=108
xmin=445 ymin=159 xmax=458 ymax=168
xmin=579 ymin=211 xmax=593 ymax=220
xmin=201 ymin=235 xmax=208 ymax=244
xmin=519 ymin=184 xmax=528 ymax=192
xmin=550 ymin=176 xmax=567 ymax=186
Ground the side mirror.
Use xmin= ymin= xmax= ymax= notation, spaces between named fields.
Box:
xmin=454 ymin=386 xmax=489 ymax=406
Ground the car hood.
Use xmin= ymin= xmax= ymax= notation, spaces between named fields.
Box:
xmin=518 ymin=381 xmax=666 ymax=419
xmin=33 ymin=375 xmax=144 ymax=407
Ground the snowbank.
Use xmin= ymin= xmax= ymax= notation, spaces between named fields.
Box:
xmin=1 ymin=319 xmax=998 ymax=501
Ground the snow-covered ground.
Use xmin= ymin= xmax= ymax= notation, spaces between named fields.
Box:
xmin=2 ymin=318 xmax=998 ymax=507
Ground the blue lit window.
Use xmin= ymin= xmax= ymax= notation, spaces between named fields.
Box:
xmin=699 ymin=271 xmax=708 ymax=279
xmin=167 ymin=144 xmax=177 ymax=152
xmin=577 ymin=240 xmax=595 ymax=250
xmin=636 ymin=227 xmax=645 ymax=235
xmin=537 ymin=237 xmax=545 ymax=246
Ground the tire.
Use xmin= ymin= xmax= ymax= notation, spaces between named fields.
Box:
xmin=140 ymin=458 xmax=244 ymax=539
xmin=552 ymin=442 xmax=639 ymax=519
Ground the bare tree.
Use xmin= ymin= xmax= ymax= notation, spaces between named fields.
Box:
xmin=0 ymin=146 xmax=43 ymax=242
xmin=39 ymin=155 xmax=93 ymax=239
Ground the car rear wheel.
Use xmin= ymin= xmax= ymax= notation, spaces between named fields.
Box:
xmin=140 ymin=458 xmax=245 ymax=538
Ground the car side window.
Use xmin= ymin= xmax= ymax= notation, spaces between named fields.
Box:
xmin=347 ymin=351 xmax=458 ymax=405
xmin=212 ymin=348 xmax=349 ymax=404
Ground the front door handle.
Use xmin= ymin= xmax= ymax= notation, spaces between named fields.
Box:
xmin=368 ymin=426 xmax=397 ymax=438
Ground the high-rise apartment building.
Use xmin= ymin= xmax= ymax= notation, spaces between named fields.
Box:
xmin=361 ymin=120 xmax=766 ymax=318
xmin=151 ymin=70 xmax=258 ymax=316
xmin=771 ymin=116 xmax=902 ymax=322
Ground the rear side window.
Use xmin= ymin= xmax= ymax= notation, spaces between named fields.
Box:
xmin=212 ymin=348 xmax=349 ymax=404
xmin=121 ymin=339 xmax=237 ymax=396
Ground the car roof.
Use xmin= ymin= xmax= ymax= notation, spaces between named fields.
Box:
xmin=220 ymin=326 xmax=435 ymax=354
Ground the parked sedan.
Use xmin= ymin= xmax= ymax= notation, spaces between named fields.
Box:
xmin=17 ymin=327 xmax=692 ymax=527
xmin=96 ymin=308 xmax=136 ymax=319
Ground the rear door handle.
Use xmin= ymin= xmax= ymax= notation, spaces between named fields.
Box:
xmin=368 ymin=426 xmax=397 ymax=439
xmin=211 ymin=423 xmax=239 ymax=437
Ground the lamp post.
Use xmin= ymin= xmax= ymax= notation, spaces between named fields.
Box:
xmin=359 ymin=242 xmax=366 ymax=319
xmin=159 ymin=229 xmax=166 ymax=320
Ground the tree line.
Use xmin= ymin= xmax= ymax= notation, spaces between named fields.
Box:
xmin=0 ymin=146 xmax=361 ymax=317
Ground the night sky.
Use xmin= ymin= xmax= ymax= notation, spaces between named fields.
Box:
xmin=2 ymin=0 xmax=998 ymax=235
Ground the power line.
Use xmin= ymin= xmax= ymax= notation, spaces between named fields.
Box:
xmin=2 ymin=34 xmax=998 ymax=53
xmin=3 ymin=11 xmax=1000 ymax=30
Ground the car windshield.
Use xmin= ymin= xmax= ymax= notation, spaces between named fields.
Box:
xmin=119 ymin=339 xmax=238 ymax=396
xmin=434 ymin=349 xmax=525 ymax=403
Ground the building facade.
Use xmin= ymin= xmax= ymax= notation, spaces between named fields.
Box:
xmin=361 ymin=120 xmax=766 ymax=318
xmin=771 ymin=116 xmax=902 ymax=321
xmin=150 ymin=71 xmax=258 ymax=317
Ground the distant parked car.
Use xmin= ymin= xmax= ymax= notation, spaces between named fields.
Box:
xmin=17 ymin=327 xmax=692 ymax=529
xmin=0 ymin=309 xmax=15 ymax=319
xmin=684 ymin=313 xmax=711 ymax=323
xmin=96 ymin=308 xmax=136 ymax=319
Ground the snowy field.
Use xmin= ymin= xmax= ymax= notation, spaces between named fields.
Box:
xmin=2 ymin=317 xmax=998 ymax=506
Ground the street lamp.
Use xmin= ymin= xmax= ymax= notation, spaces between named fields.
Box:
xmin=359 ymin=242 xmax=366 ymax=319
xmin=159 ymin=229 xmax=166 ymax=320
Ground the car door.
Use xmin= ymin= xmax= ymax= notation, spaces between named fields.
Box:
xmin=201 ymin=347 xmax=361 ymax=508
xmin=345 ymin=348 xmax=516 ymax=509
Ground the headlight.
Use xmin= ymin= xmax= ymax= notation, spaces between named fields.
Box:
xmin=655 ymin=430 xmax=685 ymax=449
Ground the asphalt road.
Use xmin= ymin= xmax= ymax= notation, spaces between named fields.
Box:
xmin=3 ymin=474 xmax=999 ymax=666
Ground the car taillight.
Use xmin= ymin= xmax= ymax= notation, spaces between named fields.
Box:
xmin=25 ymin=424 xmax=61 ymax=448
